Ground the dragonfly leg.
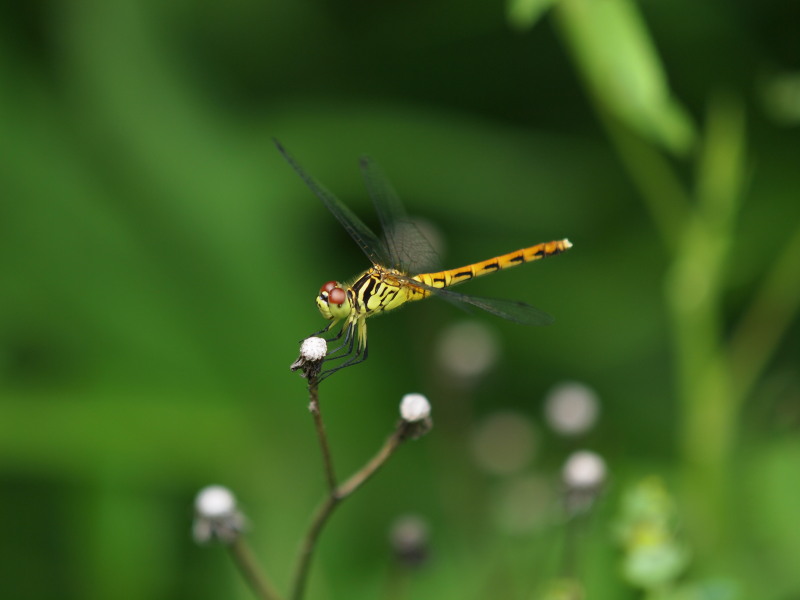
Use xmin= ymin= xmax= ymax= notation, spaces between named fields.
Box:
xmin=325 ymin=320 xmax=356 ymax=359
xmin=302 ymin=320 xmax=339 ymax=343
xmin=319 ymin=318 xmax=368 ymax=379
xmin=318 ymin=339 xmax=368 ymax=381
xmin=322 ymin=323 xmax=348 ymax=343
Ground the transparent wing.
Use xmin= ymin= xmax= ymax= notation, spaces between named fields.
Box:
xmin=359 ymin=157 xmax=441 ymax=274
xmin=275 ymin=140 xmax=390 ymax=267
xmin=398 ymin=275 xmax=555 ymax=326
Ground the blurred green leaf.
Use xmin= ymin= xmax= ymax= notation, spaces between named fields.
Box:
xmin=506 ymin=0 xmax=559 ymax=31
xmin=742 ymin=439 xmax=800 ymax=596
xmin=554 ymin=0 xmax=696 ymax=154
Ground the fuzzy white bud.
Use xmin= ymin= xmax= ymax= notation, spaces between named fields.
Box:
xmin=562 ymin=450 xmax=607 ymax=490
xmin=195 ymin=485 xmax=236 ymax=517
xmin=299 ymin=336 xmax=328 ymax=361
xmin=193 ymin=485 xmax=245 ymax=544
xmin=291 ymin=336 xmax=328 ymax=377
xmin=399 ymin=393 xmax=431 ymax=422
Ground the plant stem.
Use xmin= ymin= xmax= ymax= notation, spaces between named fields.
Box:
xmin=290 ymin=495 xmax=338 ymax=600
xmin=308 ymin=376 xmax=337 ymax=493
xmin=728 ymin=224 xmax=800 ymax=401
xmin=228 ymin=537 xmax=284 ymax=600
xmin=337 ymin=428 xmax=404 ymax=497
xmin=289 ymin=425 xmax=407 ymax=600
xmin=597 ymin=110 xmax=690 ymax=252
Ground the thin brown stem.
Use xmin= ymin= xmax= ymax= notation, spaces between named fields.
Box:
xmin=289 ymin=424 xmax=409 ymax=600
xmin=227 ymin=537 xmax=284 ymax=600
xmin=289 ymin=495 xmax=339 ymax=600
xmin=308 ymin=376 xmax=337 ymax=493
xmin=338 ymin=427 xmax=404 ymax=498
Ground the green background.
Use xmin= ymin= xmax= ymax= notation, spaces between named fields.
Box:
xmin=2 ymin=1 xmax=799 ymax=598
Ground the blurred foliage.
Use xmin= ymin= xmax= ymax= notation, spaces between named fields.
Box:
xmin=2 ymin=0 xmax=800 ymax=599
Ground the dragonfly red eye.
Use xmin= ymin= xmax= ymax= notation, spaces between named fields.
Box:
xmin=328 ymin=287 xmax=347 ymax=305
xmin=321 ymin=281 xmax=338 ymax=294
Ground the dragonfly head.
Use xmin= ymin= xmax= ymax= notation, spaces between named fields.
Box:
xmin=317 ymin=280 xmax=351 ymax=320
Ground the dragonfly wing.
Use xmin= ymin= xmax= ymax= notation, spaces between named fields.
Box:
xmin=435 ymin=287 xmax=555 ymax=326
xmin=275 ymin=140 xmax=390 ymax=267
xmin=399 ymin=276 xmax=555 ymax=326
xmin=359 ymin=157 xmax=441 ymax=274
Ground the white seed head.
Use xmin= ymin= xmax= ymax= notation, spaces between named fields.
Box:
xmin=193 ymin=485 xmax=245 ymax=544
xmin=562 ymin=450 xmax=607 ymax=490
xmin=195 ymin=485 xmax=237 ymax=518
xmin=435 ymin=320 xmax=500 ymax=380
xmin=400 ymin=393 xmax=431 ymax=422
xmin=300 ymin=336 xmax=328 ymax=361
xmin=471 ymin=411 xmax=537 ymax=476
xmin=544 ymin=381 xmax=600 ymax=436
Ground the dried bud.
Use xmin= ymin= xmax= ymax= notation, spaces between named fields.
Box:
xmin=192 ymin=485 xmax=246 ymax=544
xmin=562 ymin=450 xmax=607 ymax=515
xmin=291 ymin=337 xmax=328 ymax=378
xmin=389 ymin=514 xmax=430 ymax=568
xmin=398 ymin=393 xmax=433 ymax=440
xmin=400 ymin=393 xmax=431 ymax=422
xmin=563 ymin=450 xmax=607 ymax=490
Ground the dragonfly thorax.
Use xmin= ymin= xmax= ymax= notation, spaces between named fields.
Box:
xmin=316 ymin=280 xmax=352 ymax=320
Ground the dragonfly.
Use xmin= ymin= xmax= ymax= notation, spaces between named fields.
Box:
xmin=276 ymin=141 xmax=572 ymax=378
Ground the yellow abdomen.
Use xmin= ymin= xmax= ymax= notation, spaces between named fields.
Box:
xmin=412 ymin=238 xmax=572 ymax=295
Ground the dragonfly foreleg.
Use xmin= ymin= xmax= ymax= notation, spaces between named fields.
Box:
xmin=318 ymin=339 xmax=368 ymax=381
xmin=324 ymin=319 xmax=358 ymax=360
xmin=304 ymin=319 xmax=341 ymax=343
xmin=319 ymin=318 xmax=370 ymax=380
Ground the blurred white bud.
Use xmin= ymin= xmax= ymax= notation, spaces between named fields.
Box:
xmin=492 ymin=474 xmax=556 ymax=535
xmin=400 ymin=393 xmax=431 ymax=422
xmin=471 ymin=411 xmax=537 ymax=476
xmin=389 ymin=514 xmax=430 ymax=567
xmin=193 ymin=485 xmax=245 ymax=544
xmin=435 ymin=320 xmax=500 ymax=381
xmin=562 ymin=451 xmax=607 ymax=516
xmin=562 ymin=450 xmax=606 ymax=490
xmin=543 ymin=381 xmax=600 ymax=436
xmin=196 ymin=485 xmax=236 ymax=517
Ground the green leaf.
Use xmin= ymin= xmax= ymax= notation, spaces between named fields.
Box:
xmin=506 ymin=0 xmax=559 ymax=31
xmin=555 ymin=0 xmax=696 ymax=154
